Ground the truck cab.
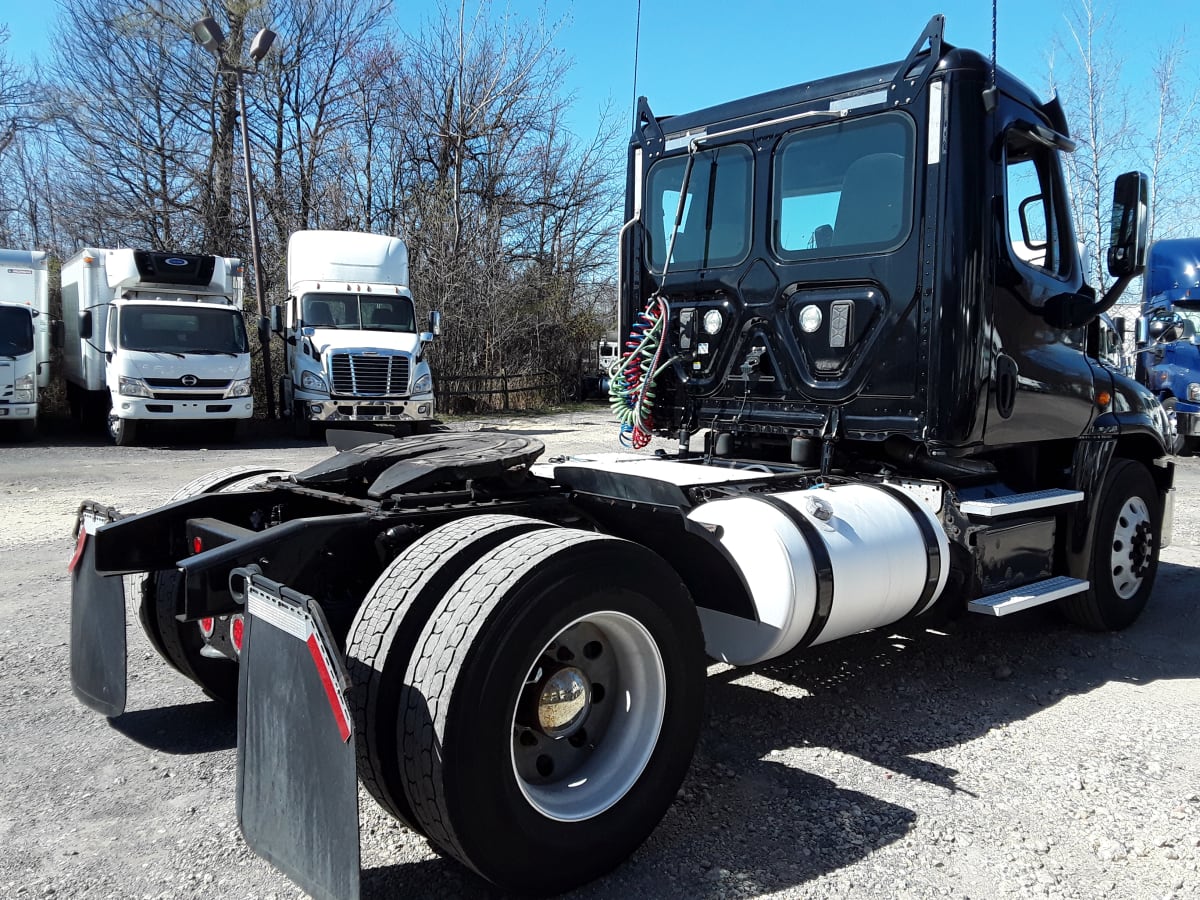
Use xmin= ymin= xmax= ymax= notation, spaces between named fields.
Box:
xmin=1136 ymin=238 xmax=1200 ymax=452
xmin=0 ymin=249 xmax=51 ymax=439
xmin=275 ymin=230 xmax=439 ymax=438
xmin=619 ymin=19 xmax=1166 ymax=469
xmin=62 ymin=249 xmax=253 ymax=445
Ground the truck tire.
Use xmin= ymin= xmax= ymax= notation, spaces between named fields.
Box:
xmin=399 ymin=529 xmax=705 ymax=894
xmin=346 ymin=514 xmax=557 ymax=831
xmin=107 ymin=409 xmax=138 ymax=446
xmin=1060 ymin=459 xmax=1161 ymax=631
xmin=136 ymin=466 xmax=293 ymax=702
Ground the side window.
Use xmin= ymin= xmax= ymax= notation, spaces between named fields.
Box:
xmin=1005 ymin=131 xmax=1071 ymax=278
xmin=106 ymin=305 xmax=118 ymax=350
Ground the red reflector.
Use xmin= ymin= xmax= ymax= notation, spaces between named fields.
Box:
xmin=306 ymin=633 xmax=352 ymax=742
xmin=231 ymin=614 xmax=245 ymax=653
xmin=68 ymin=528 xmax=88 ymax=573
xmin=192 ymin=536 xmax=203 ymax=554
xmin=199 ymin=617 xmax=215 ymax=638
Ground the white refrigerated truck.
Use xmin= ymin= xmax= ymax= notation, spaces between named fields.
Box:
xmin=60 ymin=248 xmax=253 ymax=445
xmin=273 ymin=230 xmax=439 ymax=438
xmin=0 ymin=249 xmax=51 ymax=439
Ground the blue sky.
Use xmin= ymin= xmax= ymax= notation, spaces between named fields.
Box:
xmin=3 ymin=0 xmax=1192 ymax=139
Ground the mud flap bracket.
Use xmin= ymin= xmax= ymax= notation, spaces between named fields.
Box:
xmin=233 ymin=567 xmax=360 ymax=900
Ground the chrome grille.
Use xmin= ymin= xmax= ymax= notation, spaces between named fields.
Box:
xmin=330 ymin=353 xmax=411 ymax=396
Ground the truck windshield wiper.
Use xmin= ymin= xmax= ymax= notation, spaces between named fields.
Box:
xmin=189 ymin=350 xmax=239 ymax=357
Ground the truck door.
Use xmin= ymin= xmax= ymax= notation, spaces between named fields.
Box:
xmin=983 ymin=107 xmax=1096 ymax=446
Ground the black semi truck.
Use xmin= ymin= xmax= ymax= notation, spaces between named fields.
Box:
xmin=70 ymin=16 xmax=1174 ymax=898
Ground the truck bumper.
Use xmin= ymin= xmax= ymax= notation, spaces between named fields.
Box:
xmin=296 ymin=395 xmax=435 ymax=424
xmin=0 ymin=402 xmax=37 ymax=421
xmin=113 ymin=396 xmax=254 ymax=421
xmin=1175 ymin=408 xmax=1200 ymax=438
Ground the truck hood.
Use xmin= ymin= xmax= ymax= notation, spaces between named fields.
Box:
xmin=121 ymin=350 xmax=251 ymax=381
xmin=308 ymin=328 xmax=421 ymax=356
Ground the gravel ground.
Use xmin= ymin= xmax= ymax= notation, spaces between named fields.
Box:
xmin=0 ymin=409 xmax=1197 ymax=900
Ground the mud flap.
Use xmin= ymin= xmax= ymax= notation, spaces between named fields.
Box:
xmin=69 ymin=504 xmax=127 ymax=717
xmin=234 ymin=568 xmax=360 ymax=900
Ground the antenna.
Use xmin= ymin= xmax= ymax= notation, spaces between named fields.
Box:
xmin=631 ymin=0 xmax=642 ymax=129
xmin=982 ymin=0 xmax=1000 ymax=112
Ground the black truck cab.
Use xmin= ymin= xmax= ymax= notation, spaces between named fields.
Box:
xmin=619 ymin=17 xmax=1167 ymax=469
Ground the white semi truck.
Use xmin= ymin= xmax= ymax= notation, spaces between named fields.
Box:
xmin=60 ymin=248 xmax=253 ymax=445
xmin=0 ymin=249 xmax=51 ymax=439
xmin=273 ymin=230 xmax=439 ymax=438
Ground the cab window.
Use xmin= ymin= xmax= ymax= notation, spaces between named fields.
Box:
xmin=1005 ymin=130 xmax=1072 ymax=278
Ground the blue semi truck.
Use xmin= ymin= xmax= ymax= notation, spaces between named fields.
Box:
xmin=1136 ymin=238 xmax=1200 ymax=452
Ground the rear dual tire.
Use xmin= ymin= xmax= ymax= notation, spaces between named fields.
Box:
xmin=349 ymin=521 xmax=706 ymax=894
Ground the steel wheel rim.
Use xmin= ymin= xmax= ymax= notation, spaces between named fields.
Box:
xmin=1110 ymin=495 xmax=1152 ymax=600
xmin=510 ymin=610 xmax=666 ymax=822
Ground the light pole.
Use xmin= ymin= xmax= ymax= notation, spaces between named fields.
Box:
xmin=193 ymin=17 xmax=277 ymax=419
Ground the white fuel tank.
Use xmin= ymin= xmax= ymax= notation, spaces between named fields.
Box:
xmin=688 ymin=484 xmax=949 ymax=665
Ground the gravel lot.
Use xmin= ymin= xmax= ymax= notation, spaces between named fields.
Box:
xmin=1 ymin=410 xmax=1197 ymax=900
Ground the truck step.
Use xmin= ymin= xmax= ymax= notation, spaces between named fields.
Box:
xmin=967 ymin=576 xmax=1089 ymax=616
xmin=959 ymin=488 xmax=1083 ymax=517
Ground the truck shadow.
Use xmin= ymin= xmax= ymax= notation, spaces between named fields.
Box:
xmin=362 ymin=560 xmax=1197 ymax=898
xmin=107 ymin=701 xmax=236 ymax=754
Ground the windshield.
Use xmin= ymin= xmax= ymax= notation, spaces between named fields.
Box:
xmin=645 ymin=144 xmax=754 ymax=272
xmin=301 ymin=293 xmax=416 ymax=333
xmin=0 ymin=306 xmax=34 ymax=356
xmin=773 ymin=112 xmax=916 ymax=259
xmin=119 ymin=305 xmax=249 ymax=354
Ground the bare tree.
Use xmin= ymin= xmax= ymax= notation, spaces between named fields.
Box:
xmin=1051 ymin=0 xmax=1133 ymax=293
xmin=1140 ymin=36 xmax=1200 ymax=243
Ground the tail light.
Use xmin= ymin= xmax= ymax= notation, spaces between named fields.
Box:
xmin=231 ymin=614 xmax=245 ymax=656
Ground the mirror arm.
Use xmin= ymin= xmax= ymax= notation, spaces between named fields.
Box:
xmin=1095 ymin=273 xmax=1134 ymax=317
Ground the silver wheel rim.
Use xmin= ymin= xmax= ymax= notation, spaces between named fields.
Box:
xmin=510 ymin=610 xmax=666 ymax=822
xmin=1110 ymin=495 xmax=1153 ymax=600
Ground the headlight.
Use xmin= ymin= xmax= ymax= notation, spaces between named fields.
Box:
xmin=1189 ymin=383 xmax=1200 ymax=402
xmin=225 ymin=378 xmax=252 ymax=398
xmin=118 ymin=376 xmax=153 ymax=399
xmin=300 ymin=370 xmax=328 ymax=392
xmin=412 ymin=372 xmax=432 ymax=394
xmin=703 ymin=310 xmax=724 ymax=335
xmin=13 ymin=373 xmax=34 ymax=403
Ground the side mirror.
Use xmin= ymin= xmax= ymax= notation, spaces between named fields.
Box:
xmin=270 ymin=304 xmax=284 ymax=334
xmin=1136 ymin=317 xmax=1149 ymax=343
xmin=79 ymin=310 xmax=93 ymax=340
xmin=1112 ymin=316 xmax=1125 ymax=342
xmin=1106 ymin=171 xmax=1149 ymax=279
xmin=428 ymin=310 xmax=442 ymax=337
xmin=419 ymin=331 xmax=435 ymax=343
xmin=51 ymin=319 xmax=65 ymax=349
xmin=257 ymin=315 xmax=270 ymax=345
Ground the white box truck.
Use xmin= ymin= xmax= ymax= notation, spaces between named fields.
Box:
xmin=273 ymin=230 xmax=439 ymax=438
xmin=60 ymin=248 xmax=253 ymax=445
xmin=0 ymin=249 xmax=52 ymax=439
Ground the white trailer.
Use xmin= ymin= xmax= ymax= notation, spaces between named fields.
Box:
xmin=60 ymin=248 xmax=253 ymax=445
xmin=0 ymin=249 xmax=51 ymax=439
xmin=273 ymin=230 xmax=440 ymax=438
